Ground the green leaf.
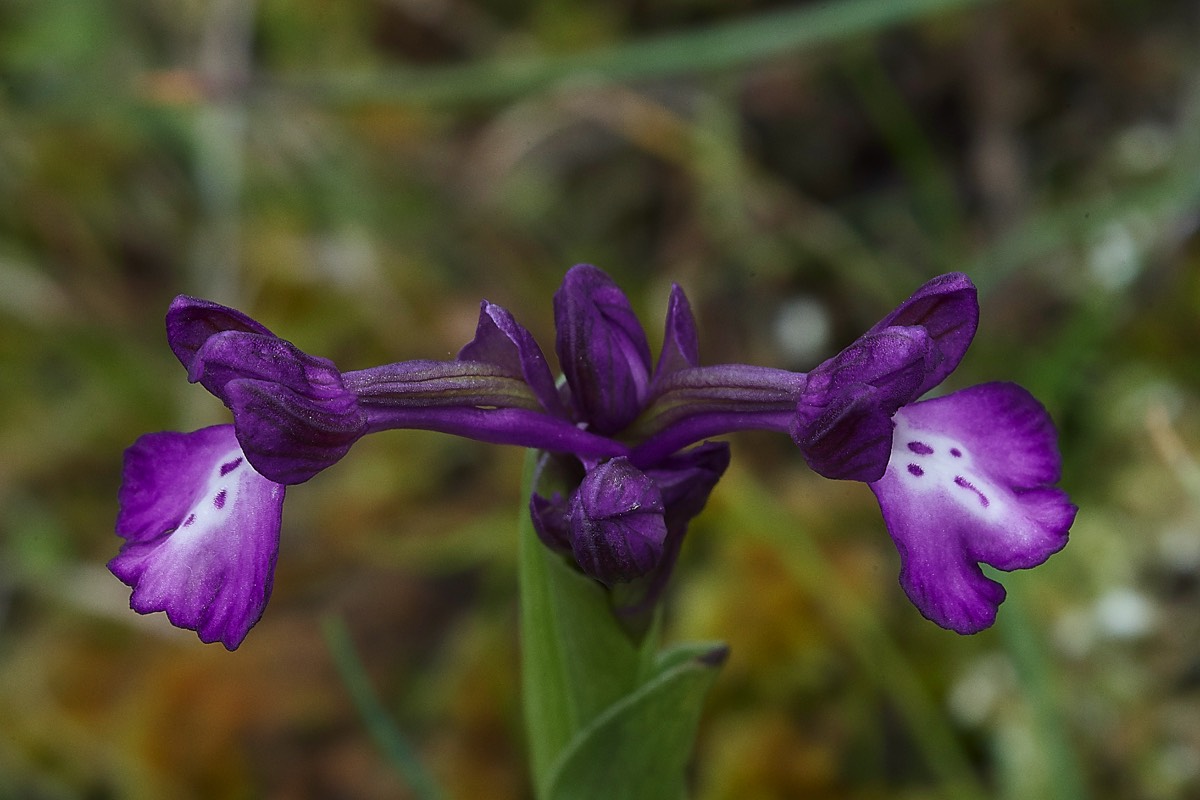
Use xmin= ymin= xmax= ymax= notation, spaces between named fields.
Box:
xmin=518 ymin=452 xmax=643 ymax=788
xmin=544 ymin=643 xmax=728 ymax=800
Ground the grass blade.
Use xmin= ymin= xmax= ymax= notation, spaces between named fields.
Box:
xmin=321 ymin=614 xmax=444 ymax=800
xmin=271 ymin=0 xmax=992 ymax=107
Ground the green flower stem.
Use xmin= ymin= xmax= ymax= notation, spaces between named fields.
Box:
xmin=518 ymin=451 xmax=724 ymax=799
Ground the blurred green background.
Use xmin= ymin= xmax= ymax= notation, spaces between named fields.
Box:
xmin=2 ymin=0 xmax=1199 ymax=797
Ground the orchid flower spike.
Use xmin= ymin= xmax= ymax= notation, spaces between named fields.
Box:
xmin=112 ymin=266 xmax=1074 ymax=646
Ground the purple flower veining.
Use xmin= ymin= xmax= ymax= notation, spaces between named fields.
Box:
xmin=111 ymin=266 xmax=1075 ymax=647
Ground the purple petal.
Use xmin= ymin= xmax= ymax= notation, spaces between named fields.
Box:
xmin=188 ymin=332 xmax=365 ymax=484
xmin=653 ymin=284 xmax=700 ymax=383
xmin=615 ymin=441 xmax=732 ymax=614
xmin=554 ymin=265 xmax=653 ymax=435
xmin=110 ymin=425 xmax=284 ymax=650
xmin=866 ymin=272 xmax=978 ymax=396
xmin=167 ymin=295 xmax=275 ymax=374
xmin=792 ymin=326 xmax=933 ymax=482
xmin=187 ymin=329 xmax=338 ymax=403
xmin=224 ymin=379 xmax=365 ymax=485
xmin=166 ymin=299 xmax=365 ymax=483
xmin=457 ymin=301 xmax=567 ymax=417
xmin=528 ymin=452 xmax=584 ymax=554
xmin=790 ymin=274 xmax=979 ymax=482
xmin=569 ymin=457 xmax=667 ymax=584
xmin=868 ymin=383 xmax=1076 ymax=633
xmin=644 ymin=441 xmax=732 ymax=525
xmin=530 ymin=491 xmax=572 ymax=553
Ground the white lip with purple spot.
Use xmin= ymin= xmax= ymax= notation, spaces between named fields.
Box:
xmin=171 ymin=450 xmax=247 ymax=548
xmin=889 ymin=414 xmax=1000 ymax=521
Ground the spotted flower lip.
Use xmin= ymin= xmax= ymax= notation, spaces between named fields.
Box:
xmin=110 ymin=425 xmax=283 ymax=650
xmin=869 ymin=383 xmax=1076 ymax=633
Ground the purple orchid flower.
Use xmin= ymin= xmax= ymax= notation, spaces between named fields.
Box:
xmin=787 ymin=274 xmax=1072 ymax=632
xmin=112 ymin=264 xmax=1074 ymax=647
xmin=633 ymin=270 xmax=1070 ymax=631
xmin=112 ymin=294 xmax=624 ymax=648
xmin=869 ymin=383 xmax=1074 ymax=632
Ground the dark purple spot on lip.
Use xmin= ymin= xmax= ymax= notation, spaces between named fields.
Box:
xmin=907 ymin=441 xmax=934 ymax=455
xmin=907 ymin=464 xmax=924 ymax=477
xmin=220 ymin=457 xmax=243 ymax=477
xmin=213 ymin=489 xmax=227 ymax=510
xmin=954 ymin=476 xmax=989 ymax=507
xmin=950 ymin=448 xmax=962 ymax=458
xmin=182 ymin=513 xmax=196 ymax=527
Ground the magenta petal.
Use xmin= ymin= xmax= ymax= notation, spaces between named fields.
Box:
xmin=189 ymin=330 xmax=345 ymax=405
xmin=791 ymin=274 xmax=978 ymax=482
xmin=110 ymin=425 xmax=284 ymax=650
xmin=869 ymin=384 xmax=1076 ymax=633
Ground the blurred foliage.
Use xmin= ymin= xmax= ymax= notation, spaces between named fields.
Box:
xmin=2 ymin=0 xmax=1200 ymax=797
